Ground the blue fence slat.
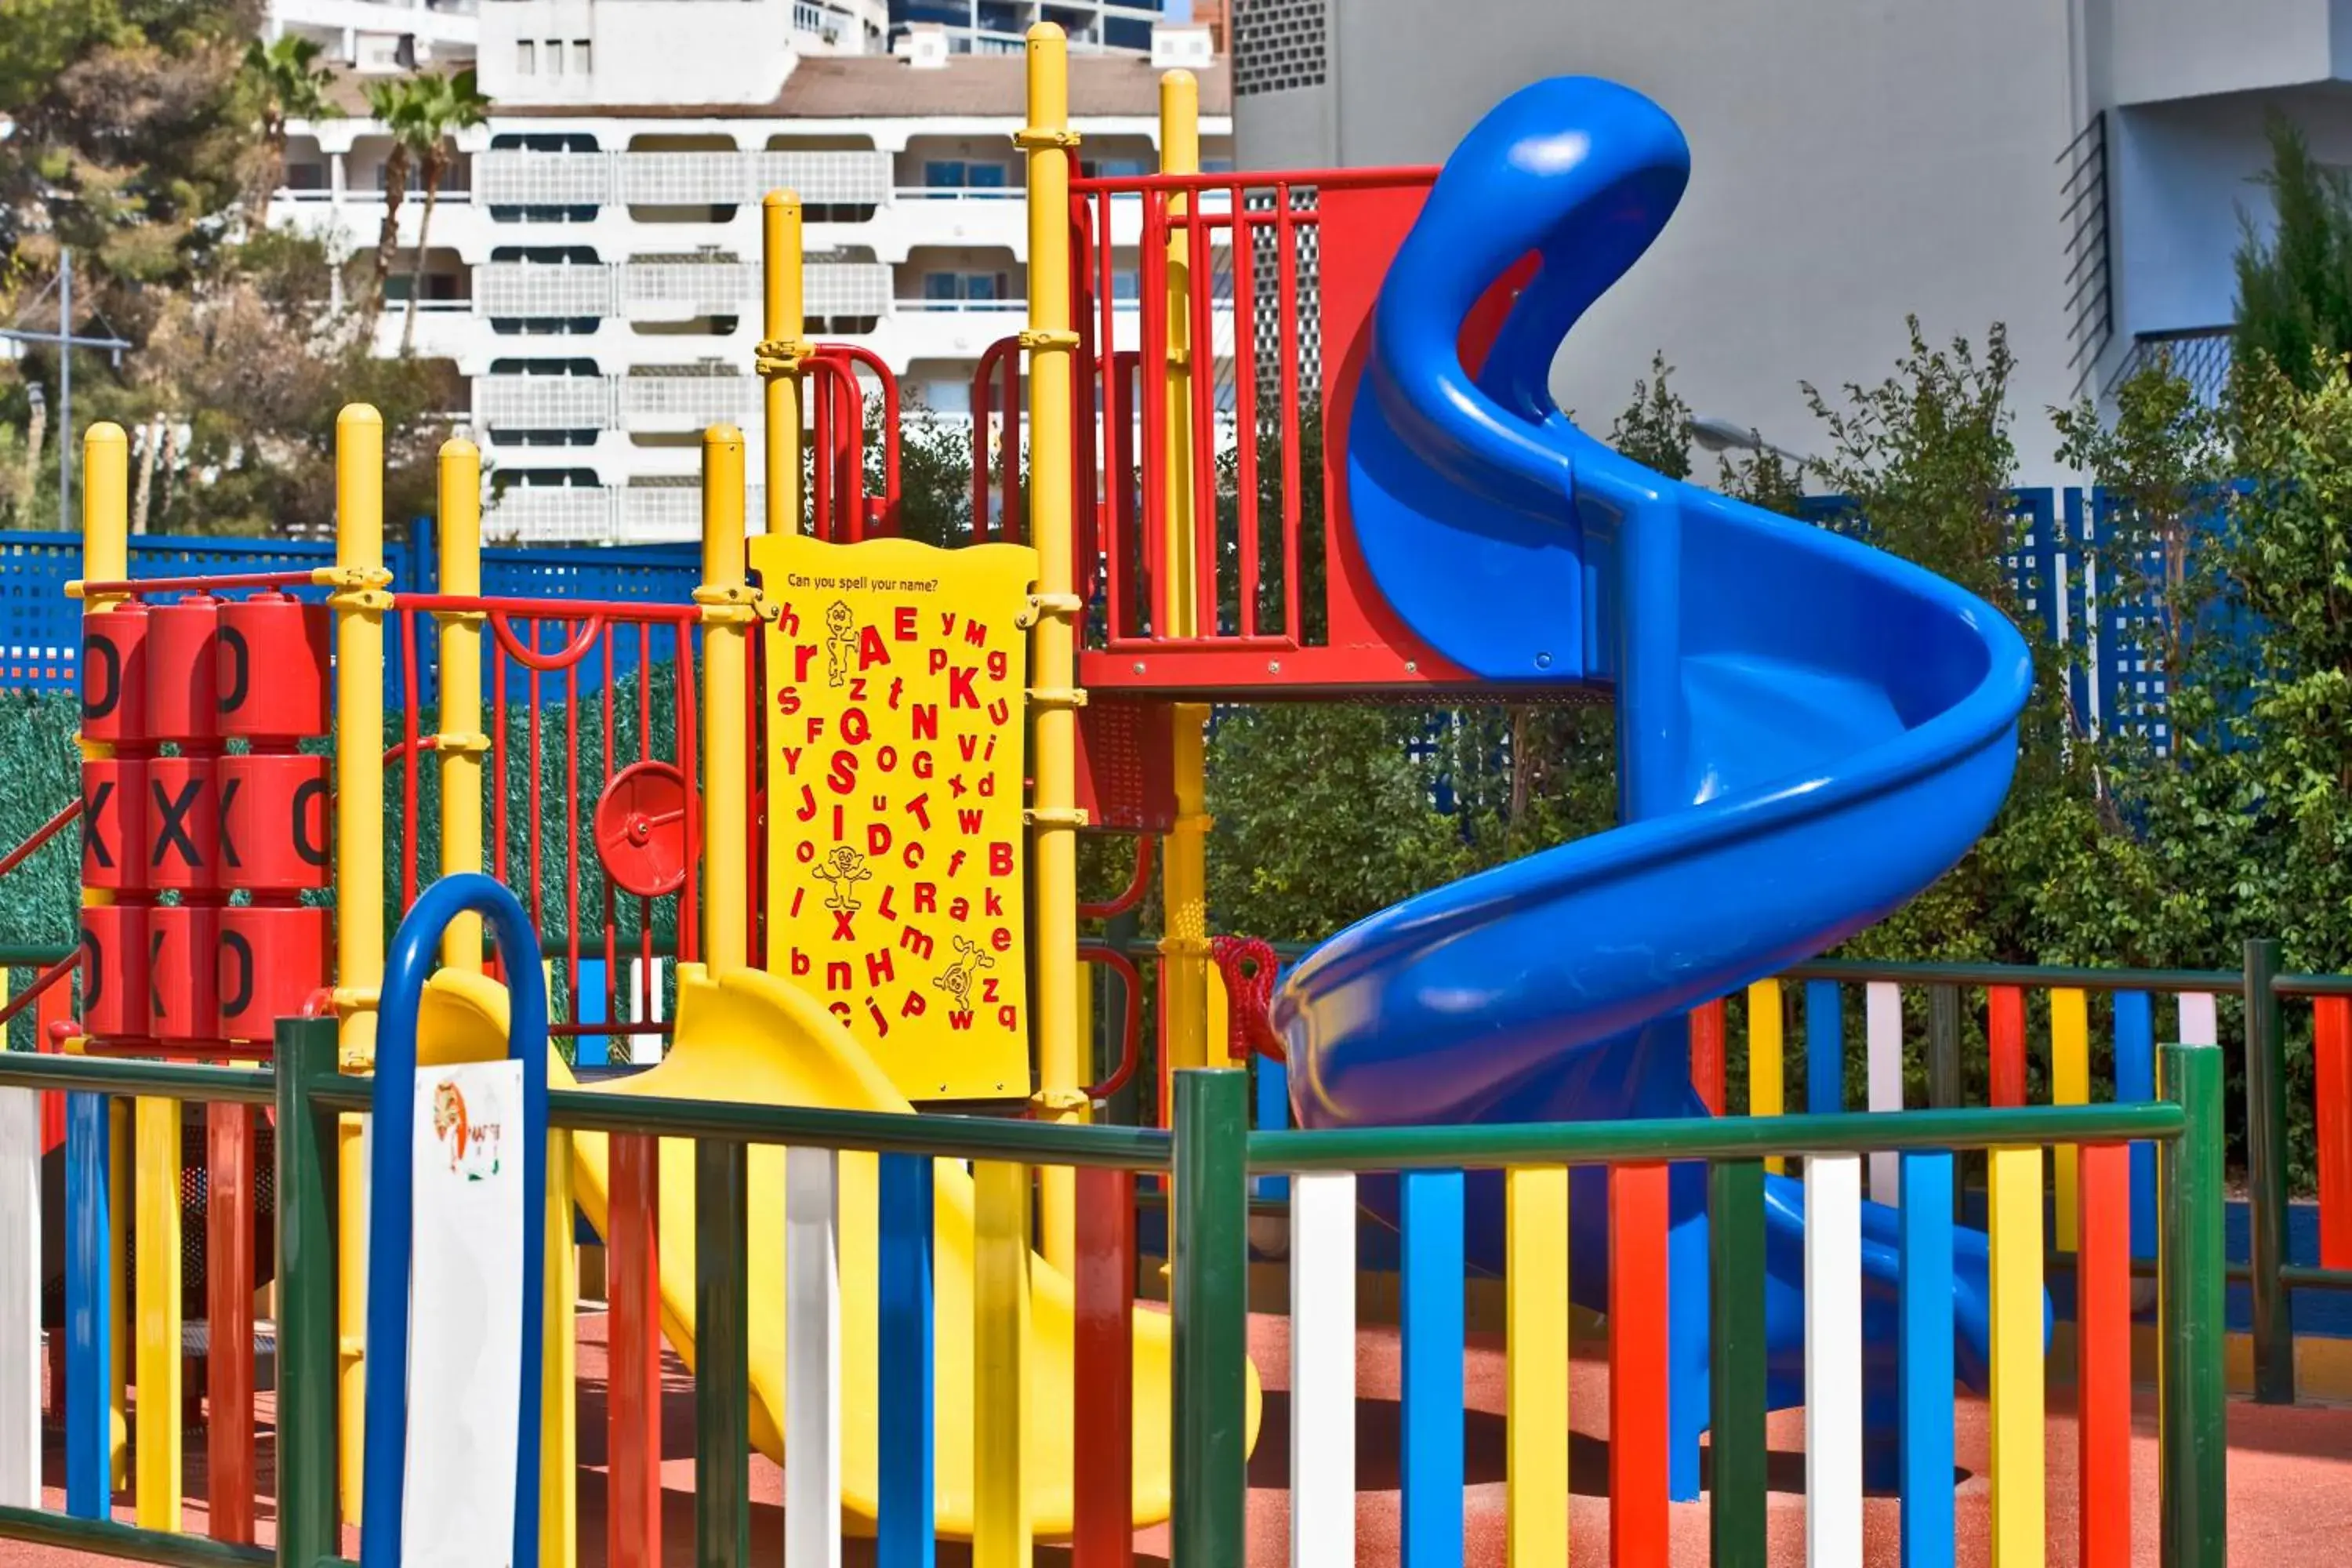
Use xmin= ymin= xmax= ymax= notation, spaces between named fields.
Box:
xmin=64 ymin=1091 xmax=110 ymax=1519
xmin=1399 ymin=1168 xmax=1464 ymax=1568
xmin=1897 ymin=1151 xmax=1956 ymax=1568
xmin=1806 ymin=978 xmax=1844 ymax=1114
xmin=877 ymin=1152 xmax=936 ymax=1568
xmin=2112 ymin=989 xmax=2158 ymax=1260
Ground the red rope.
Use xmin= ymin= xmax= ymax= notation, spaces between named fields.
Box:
xmin=1209 ymin=934 xmax=1284 ymax=1062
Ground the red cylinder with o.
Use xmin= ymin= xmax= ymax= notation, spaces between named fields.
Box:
xmin=217 ymin=594 xmax=330 ymax=743
xmin=216 ymin=753 xmax=331 ymax=894
xmin=80 ymin=600 xmax=149 ymax=747
xmin=144 ymin=756 xmax=217 ymax=893
xmin=218 ymin=905 xmax=328 ymax=1043
xmin=142 ymin=593 xmax=219 ymax=746
xmin=147 ymin=905 xmax=220 ymax=1042
xmin=80 ymin=757 xmax=149 ymax=894
xmin=78 ymin=904 xmax=151 ymax=1040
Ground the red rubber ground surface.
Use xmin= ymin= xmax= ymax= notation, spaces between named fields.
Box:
xmin=3 ymin=1308 xmax=2347 ymax=1565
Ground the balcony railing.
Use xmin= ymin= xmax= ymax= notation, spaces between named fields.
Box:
xmin=477 ymin=150 xmax=890 ymax=212
xmin=474 ymin=375 xmax=615 ymax=429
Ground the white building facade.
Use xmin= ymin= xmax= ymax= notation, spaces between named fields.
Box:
xmin=1229 ymin=0 xmax=2352 ymax=483
xmin=268 ymin=0 xmax=1231 ymax=542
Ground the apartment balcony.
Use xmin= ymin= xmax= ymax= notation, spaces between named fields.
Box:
xmin=477 ymin=151 xmax=891 ymax=213
xmin=476 ymin=262 xmax=614 ymax=318
xmin=485 ymin=485 xmax=616 ymax=543
xmin=474 ymin=374 xmax=615 ymax=429
xmin=620 ymin=260 xmax=758 ymax=322
xmin=619 ymin=371 xmax=760 ymax=434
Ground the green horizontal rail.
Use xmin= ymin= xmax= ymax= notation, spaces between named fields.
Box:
xmin=0 ymin=1054 xmax=273 ymax=1104
xmin=0 ymin=945 xmax=70 ymax=967
xmin=1784 ymin=958 xmax=2241 ymax=995
xmin=1248 ymin=1102 xmax=2185 ymax=1173
xmin=2280 ymin=1264 xmax=2352 ymax=1292
xmin=0 ymin=1506 xmax=273 ymax=1568
xmin=303 ymin=1080 xmax=1177 ymax=1170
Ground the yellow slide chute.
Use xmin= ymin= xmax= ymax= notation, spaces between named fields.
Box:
xmin=418 ymin=961 xmax=1260 ymax=1537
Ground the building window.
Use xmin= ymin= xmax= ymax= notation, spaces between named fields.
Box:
xmin=1080 ymin=157 xmax=1148 ymax=180
xmin=921 ymin=271 xmax=1008 ymax=303
xmin=923 ymin=159 xmax=1007 ymax=191
xmin=924 ymin=378 xmax=971 ymax=416
xmin=546 ymin=39 xmax=564 ymax=77
xmin=1112 ymin=267 xmax=1139 ymax=302
xmin=517 ymin=39 xmax=535 ymax=74
xmin=572 ymin=38 xmax=592 ymax=74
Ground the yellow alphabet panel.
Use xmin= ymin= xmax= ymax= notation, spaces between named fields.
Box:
xmin=748 ymin=533 xmax=1038 ymax=1102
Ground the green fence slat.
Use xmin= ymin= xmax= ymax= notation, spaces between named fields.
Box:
xmin=1171 ymin=1068 xmax=1249 ymax=1568
xmin=272 ymin=1018 xmax=342 ymax=1568
xmin=1708 ymin=1158 xmax=1766 ymax=1567
xmin=695 ymin=1138 xmax=750 ymax=1568
xmin=2158 ymin=1040 xmax=2227 ymax=1568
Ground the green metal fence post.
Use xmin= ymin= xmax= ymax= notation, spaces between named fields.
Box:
xmin=273 ymin=1018 xmax=343 ymax=1567
xmin=1171 ymin=1068 xmax=1248 ymax=1568
xmin=1708 ymin=1159 xmax=1767 ymax=1567
xmin=2243 ymin=936 xmax=2293 ymax=1403
xmin=695 ymin=1137 xmax=750 ymax=1568
xmin=2159 ymin=1040 xmax=2227 ymax=1568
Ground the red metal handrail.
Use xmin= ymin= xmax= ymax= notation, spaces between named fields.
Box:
xmin=1078 ymin=835 xmax=1155 ymax=921
xmin=1077 ymin=943 xmax=1144 ymax=1101
xmin=0 ymin=800 xmax=81 ymax=883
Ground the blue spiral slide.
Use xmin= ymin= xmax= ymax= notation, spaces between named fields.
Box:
xmin=1268 ymin=78 xmax=2035 ymax=1488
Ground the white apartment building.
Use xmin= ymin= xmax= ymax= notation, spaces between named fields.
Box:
xmin=267 ymin=0 xmax=1232 ymax=543
xmin=1231 ymin=0 xmax=2352 ymax=484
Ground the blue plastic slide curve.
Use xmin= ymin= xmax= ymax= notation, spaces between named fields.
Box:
xmin=1270 ymin=78 xmax=2036 ymax=1481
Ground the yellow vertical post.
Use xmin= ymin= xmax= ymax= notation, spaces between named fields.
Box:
xmin=2051 ymin=987 xmax=2089 ymax=1252
xmin=133 ymin=1098 xmax=180 ymax=1528
xmin=698 ymin=426 xmax=750 ymax=971
xmin=1987 ymin=1145 xmax=2045 ymax=1567
xmin=541 ymin=1141 xmax=577 ymax=1568
xmin=333 ymin=404 xmax=387 ymax=1521
xmin=1022 ymin=20 xmax=1086 ymax=1272
xmin=1748 ymin=979 xmax=1785 ymax=1174
xmin=1157 ymin=71 xmax=1214 ymax=1083
xmin=1505 ymin=1164 xmax=1570 ymax=1563
xmin=437 ymin=438 xmax=485 ymax=971
xmin=79 ymin=425 xmax=133 ymax=1491
xmin=760 ymin=191 xmax=805 ymax=537
xmin=972 ymin=1159 xmax=1033 ymax=1568
xmin=109 ymin=1101 xmax=126 ymax=1488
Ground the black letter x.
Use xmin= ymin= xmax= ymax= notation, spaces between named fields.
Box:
xmin=82 ymin=781 xmax=114 ymax=869
xmin=152 ymin=779 xmax=203 ymax=869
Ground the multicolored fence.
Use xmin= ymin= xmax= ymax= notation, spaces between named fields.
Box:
xmin=0 ymin=1029 xmax=2233 ymax=1568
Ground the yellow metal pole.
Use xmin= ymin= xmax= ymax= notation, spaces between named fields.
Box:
xmin=78 ymin=425 xmax=132 ymax=1491
xmin=1022 ymin=19 xmax=1086 ymax=1274
xmin=697 ymin=425 xmax=750 ymax=971
xmin=333 ymin=404 xmax=387 ymax=1522
xmin=760 ymin=191 xmax=806 ymax=537
xmin=972 ymin=1159 xmax=1033 ymax=1568
xmin=133 ymin=1098 xmax=180 ymax=1529
xmin=1156 ymin=71 xmax=1213 ymax=1080
xmin=541 ymin=1142 xmax=577 ymax=1568
xmin=437 ymin=438 xmax=485 ymax=971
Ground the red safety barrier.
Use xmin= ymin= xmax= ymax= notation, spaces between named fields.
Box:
xmin=1610 ymin=1161 xmax=1671 ymax=1563
xmin=2078 ymin=1141 xmax=2132 ymax=1568
xmin=1688 ymin=999 xmax=1726 ymax=1115
xmin=2318 ymin=996 xmax=2352 ymax=1269
xmin=1077 ymin=836 xmax=1156 ymax=921
xmin=78 ymin=903 xmax=148 ymax=1039
xmin=1988 ymin=984 xmax=2027 ymax=1107
xmin=1076 ymin=944 xmax=1143 ymax=1101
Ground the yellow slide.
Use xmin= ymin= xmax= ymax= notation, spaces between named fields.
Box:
xmin=417 ymin=961 xmax=1259 ymax=1537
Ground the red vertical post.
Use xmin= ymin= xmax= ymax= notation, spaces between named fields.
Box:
xmin=2077 ymin=1142 xmax=2131 ymax=1568
xmin=1988 ymin=984 xmax=2027 ymax=1108
xmin=207 ymin=1102 xmax=256 ymax=1542
xmin=1610 ymin=1161 xmax=1670 ymax=1565
xmin=35 ymin=982 xmax=67 ymax=1151
xmin=1071 ymin=1164 xmax=1135 ymax=1567
xmin=606 ymin=1134 xmax=662 ymax=1568
xmin=1688 ymin=1000 xmax=1726 ymax=1116
xmin=2317 ymin=996 xmax=2352 ymax=1267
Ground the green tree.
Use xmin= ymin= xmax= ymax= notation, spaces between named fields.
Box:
xmin=397 ymin=67 xmax=489 ymax=355
xmin=2234 ymin=115 xmax=2352 ymax=393
xmin=240 ymin=33 xmax=338 ymax=226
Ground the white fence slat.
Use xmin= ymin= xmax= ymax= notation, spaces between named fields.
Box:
xmin=0 ymin=1087 xmax=37 ymax=1507
xmin=1865 ymin=982 xmax=1903 ymax=1204
xmin=785 ymin=1145 xmax=842 ymax=1568
xmin=1805 ymin=1152 xmax=1864 ymax=1568
xmin=1290 ymin=1171 xmax=1356 ymax=1568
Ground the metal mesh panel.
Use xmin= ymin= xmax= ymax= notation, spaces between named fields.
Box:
xmin=616 ymin=151 xmax=752 ymax=207
xmin=621 ymin=371 xmax=759 ymax=425
xmin=474 ymin=374 xmax=615 ymax=430
xmin=749 ymin=151 xmax=889 ymax=207
xmin=475 ymin=263 xmax=614 ymax=318
xmin=487 ymin=488 xmax=619 ymax=543
xmin=804 ymin=262 xmax=891 ymax=317
xmin=1245 ymin=187 xmax=1319 ymax=416
xmin=1232 ymin=0 xmax=1327 ymax=96
xmin=621 ymin=260 xmax=757 ymax=314
xmin=477 ymin=151 xmax=612 ymax=208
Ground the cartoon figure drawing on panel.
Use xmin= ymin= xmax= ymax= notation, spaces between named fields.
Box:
xmin=824 ymin=600 xmax=855 ymax=687
xmin=431 ymin=1080 xmax=469 ymax=1173
xmin=935 ymin=935 xmax=995 ymax=1014
xmin=815 ymin=845 xmax=873 ymax=912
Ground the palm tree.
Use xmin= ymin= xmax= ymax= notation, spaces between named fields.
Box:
xmin=361 ymin=76 xmax=423 ymax=317
xmin=242 ymin=35 xmax=339 ymax=226
xmin=400 ymin=67 xmax=492 ymax=355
